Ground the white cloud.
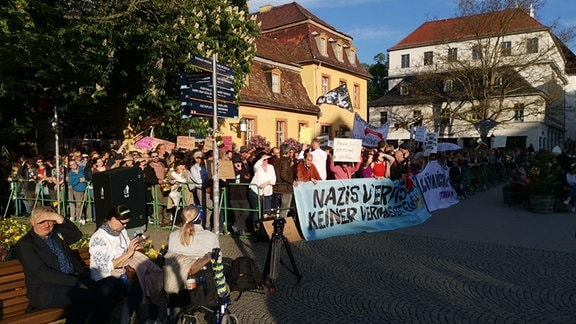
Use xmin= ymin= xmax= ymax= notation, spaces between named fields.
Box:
xmin=346 ymin=26 xmax=397 ymax=41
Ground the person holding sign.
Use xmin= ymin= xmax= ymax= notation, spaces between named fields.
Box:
xmin=328 ymin=155 xmax=361 ymax=180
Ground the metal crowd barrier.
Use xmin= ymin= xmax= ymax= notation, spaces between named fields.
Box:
xmin=1 ymin=162 xmax=509 ymax=223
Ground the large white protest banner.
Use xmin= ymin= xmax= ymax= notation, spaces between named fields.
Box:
xmin=414 ymin=160 xmax=459 ymax=212
xmin=293 ymin=178 xmax=431 ymax=241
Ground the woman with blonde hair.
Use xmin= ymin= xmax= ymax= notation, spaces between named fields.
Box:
xmin=167 ymin=205 xmax=220 ymax=258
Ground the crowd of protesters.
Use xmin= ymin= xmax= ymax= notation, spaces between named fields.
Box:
xmin=1 ymin=138 xmax=568 ymax=235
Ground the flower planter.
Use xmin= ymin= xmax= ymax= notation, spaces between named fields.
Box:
xmin=529 ymin=194 xmax=555 ymax=214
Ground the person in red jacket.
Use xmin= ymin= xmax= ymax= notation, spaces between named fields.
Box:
xmin=295 ymin=152 xmax=322 ymax=184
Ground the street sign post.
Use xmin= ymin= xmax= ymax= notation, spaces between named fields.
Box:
xmin=182 ymin=54 xmax=239 ymax=235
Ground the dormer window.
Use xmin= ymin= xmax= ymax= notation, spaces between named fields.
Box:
xmin=315 ymin=33 xmax=328 ymax=56
xmin=267 ymin=68 xmax=282 ymax=93
xmin=345 ymin=45 xmax=357 ymax=66
xmin=329 ymin=39 xmax=343 ymax=62
xmin=400 ymin=84 xmax=409 ymax=95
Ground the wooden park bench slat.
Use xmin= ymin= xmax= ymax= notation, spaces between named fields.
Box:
xmin=0 ymin=247 xmax=90 ymax=324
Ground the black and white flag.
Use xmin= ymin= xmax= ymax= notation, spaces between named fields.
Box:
xmin=316 ymin=84 xmax=352 ymax=112
xmin=474 ymin=118 xmax=499 ymax=137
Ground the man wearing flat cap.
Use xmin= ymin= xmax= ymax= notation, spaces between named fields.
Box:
xmin=15 ymin=206 xmax=114 ymax=323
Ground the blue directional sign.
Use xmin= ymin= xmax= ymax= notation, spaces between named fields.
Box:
xmin=180 ymin=74 xmax=235 ymax=103
xmin=180 ymin=54 xmax=237 ymax=118
xmin=190 ymin=54 xmax=234 ymax=77
xmin=181 ymin=99 xmax=238 ymax=119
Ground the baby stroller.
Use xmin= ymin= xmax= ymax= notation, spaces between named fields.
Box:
xmin=167 ymin=248 xmax=238 ymax=324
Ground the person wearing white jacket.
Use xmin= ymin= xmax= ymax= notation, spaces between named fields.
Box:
xmin=248 ymin=153 xmax=276 ymax=229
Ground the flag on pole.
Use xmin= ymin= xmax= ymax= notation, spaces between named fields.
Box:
xmin=474 ymin=119 xmax=499 ymax=137
xmin=316 ymin=84 xmax=352 ymax=112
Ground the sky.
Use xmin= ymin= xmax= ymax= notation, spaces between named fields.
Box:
xmin=247 ymin=0 xmax=576 ymax=65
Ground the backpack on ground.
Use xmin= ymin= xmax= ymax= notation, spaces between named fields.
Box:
xmin=229 ymin=256 xmax=264 ymax=300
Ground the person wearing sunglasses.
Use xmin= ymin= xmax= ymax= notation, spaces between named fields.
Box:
xmin=89 ymin=205 xmax=165 ymax=323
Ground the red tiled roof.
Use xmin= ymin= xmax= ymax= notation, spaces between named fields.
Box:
xmin=238 ymin=37 xmax=318 ymax=114
xmin=239 ymin=57 xmax=319 ymax=115
xmin=253 ymin=3 xmax=370 ymax=77
xmin=254 ymin=2 xmax=343 ymax=37
xmin=389 ymin=8 xmax=548 ymax=51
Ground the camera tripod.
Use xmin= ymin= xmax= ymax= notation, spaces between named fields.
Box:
xmin=262 ymin=208 xmax=303 ymax=294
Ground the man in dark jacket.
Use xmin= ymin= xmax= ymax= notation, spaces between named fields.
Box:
xmin=273 ymin=144 xmax=295 ymax=218
xmin=15 ymin=206 xmax=115 ymax=323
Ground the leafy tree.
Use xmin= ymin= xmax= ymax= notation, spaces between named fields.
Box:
xmin=365 ymin=53 xmax=389 ymax=101
xmin=0 ymin=0 xmax=260 ymax=153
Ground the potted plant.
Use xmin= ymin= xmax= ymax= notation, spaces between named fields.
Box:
xmin=524 ymin=151 xmax=561 ymax=213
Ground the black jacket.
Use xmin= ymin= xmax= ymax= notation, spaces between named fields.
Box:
xmin=15 ymin=220 xmax=86 ymax=311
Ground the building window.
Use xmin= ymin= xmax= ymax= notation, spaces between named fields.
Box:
xmin=276 ymin=120 xmax=285 ymax=147
xmin=514 ymin=103 xmax=525 ymax=121
xmin=440 ymin=108 xmax=450 ymax=127
xmin=495 ymin=74 xmax=503 ymax=87
xmin=448 ymin=48 xmax=458 ymax=62
xmin=320 ymin=125 xmax=332 ymax=138
xmin=444 ymin=79 xmax=453 ymax=92
xmin=346 ymin=47 xmax=356 ymax=65
xmin=353 ymin=83 xmax=360 ymax=109
xmin=413 ymin=110 xmax=422 ymax=126
xmin=472 ymin=45 xmax=482 ymax=60
xmin=320 ymin=36 xmax=327 ymax=56
xmin=271 ymin=72 xmax=280 ymax=93
xmin=336 ymin=44 xmax=343 ymax=61
xmin=321 ymin=75 xmax=330 ymax=95
xmin=245 ymin=118 xmax=255 ymax=145
xmin=380 ymin=111 xmax=388 ymax=125
xmin=500 ymin=41 xmax=512 ymax=56
xmin=400 ymin=84 xmax=409 ymax=96
xmin=424 ymin=51 xmax=433 ymax=66
xmin=527 ymin=37 xmax=538 ymax=54
xmin=401 ymin=54 xmax=410 ymax=68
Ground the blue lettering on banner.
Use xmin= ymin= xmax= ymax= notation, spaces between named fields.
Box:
xmin=294 ymin=178 xmax=431 ymax=241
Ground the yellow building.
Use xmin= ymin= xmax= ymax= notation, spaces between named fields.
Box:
xmin=221 ymin=2 xmax=371 ymax=149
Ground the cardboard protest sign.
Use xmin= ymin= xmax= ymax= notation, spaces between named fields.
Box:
xmin=333 ymin=138 xmax=362 ymax=162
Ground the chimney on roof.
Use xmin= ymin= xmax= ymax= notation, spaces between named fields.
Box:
xmin=529 ymin=3 xmax=535 ymax=18
xmin=259 ymin=5 xmax=273 ymax=13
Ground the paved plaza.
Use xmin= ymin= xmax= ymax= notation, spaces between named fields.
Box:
xmin=84 ymin=185 xmax=576 ymax=323
xmin=215 ymin=185 xmax=576 ymax=323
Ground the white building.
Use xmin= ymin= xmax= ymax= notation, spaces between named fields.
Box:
xmin=369 ymin=8 xmax=576 ymax=151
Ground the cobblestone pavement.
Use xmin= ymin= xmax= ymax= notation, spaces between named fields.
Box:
xmin=83 ymin=185 xmax=576 ymax=323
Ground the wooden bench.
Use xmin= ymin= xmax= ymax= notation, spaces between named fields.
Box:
xmin=0 ymin=247 xmax=90 ymax=324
